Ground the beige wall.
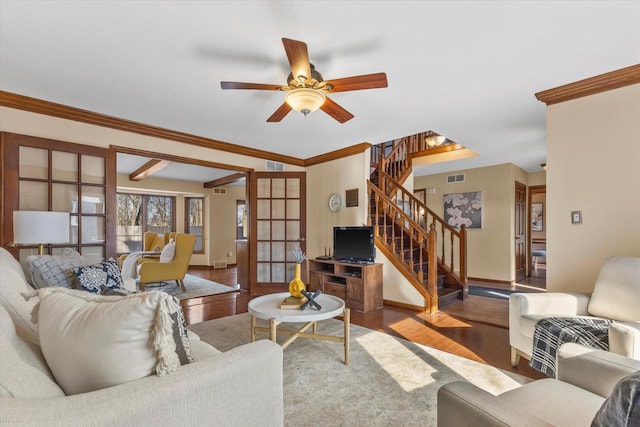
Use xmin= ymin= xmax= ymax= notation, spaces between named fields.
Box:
xmin=415 ymin=163 xmax=531 ymax=282
xmin=305 ymin=152 xmax=371 ymax=259
xmin=546 ymin=84 xmax=640 ymax=293
xmin=209 ymin=185 xmax=245 ymax=266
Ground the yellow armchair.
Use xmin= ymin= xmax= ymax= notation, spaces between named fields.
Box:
xmin=138 ymin=233 xmax=196 ymax=292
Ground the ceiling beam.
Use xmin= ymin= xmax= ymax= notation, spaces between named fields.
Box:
xmin=204 ymin=172 xmax=247 ymax=188
xmin=129 ymin=159 xmax=171 ymax=181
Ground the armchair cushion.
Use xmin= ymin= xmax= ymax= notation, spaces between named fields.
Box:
xmin=32 ymin=287 xmax=194 ymax=395
xmin=588 ymin=256 xmax=640 ymax=321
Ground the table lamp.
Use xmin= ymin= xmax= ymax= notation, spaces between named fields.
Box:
xmin=13 ymin=211 xmax=70 ymax=255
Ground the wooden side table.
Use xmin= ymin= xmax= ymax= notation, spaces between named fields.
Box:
xmin=248 ymin=292 xmax=350 ymax=365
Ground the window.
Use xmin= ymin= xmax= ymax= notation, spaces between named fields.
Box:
xmin=116 ymin=193 xmax=175 ymax=253
xmin=236 ymin=200 xmax=247 ymax=239
xmin=185 ymin=197 xmax=204 ymax=253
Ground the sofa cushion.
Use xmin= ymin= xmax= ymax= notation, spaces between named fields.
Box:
xmin=592 ymin=370 xmax=640 ymax=426
xmin=0 ymin=248 xmax=39 ymax=344
xmin=500 ymin=378 xmax=604 ymax=426
xmin=588 ymin=256 xmax=640 ymax=321
xmin=0 ymin=305 xmax=64 ymax=398
xmin=25 ymin=248 xmax=98 ymax=289
xmin=32 ymin=287 xmax=194 ymax=395
xmin=72 ymin=258 xmax=124 ymax=293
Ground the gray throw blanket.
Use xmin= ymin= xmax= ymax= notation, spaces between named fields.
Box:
xmin=530 ymin=317 xmax=612 ymax=377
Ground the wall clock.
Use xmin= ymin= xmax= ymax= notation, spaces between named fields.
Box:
xmin=328 ymin=193 xmax=343 ymax=212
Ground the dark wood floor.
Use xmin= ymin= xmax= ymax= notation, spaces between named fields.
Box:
xmin=187 ymin=266 xmax=546 ymax=380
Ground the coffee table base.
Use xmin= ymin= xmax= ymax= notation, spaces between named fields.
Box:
xmin=250 ymin=308 xmax=350 ymax=365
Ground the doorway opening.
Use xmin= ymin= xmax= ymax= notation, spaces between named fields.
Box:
xmin=528 ymin=185 xmax=546 ymax=285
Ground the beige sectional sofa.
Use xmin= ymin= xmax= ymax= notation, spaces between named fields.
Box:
xmin=0 ymin=248 xmax=284 ymax=426
xmin=438 ymin=342 xmax=640 ymax=427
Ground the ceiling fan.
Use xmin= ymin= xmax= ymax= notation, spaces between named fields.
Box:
xmin=220 ymin=38 xmax=388 ymax=123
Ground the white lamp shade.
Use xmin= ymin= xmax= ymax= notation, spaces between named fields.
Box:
xmin=13 ymin=211 xmax=70 ymax=244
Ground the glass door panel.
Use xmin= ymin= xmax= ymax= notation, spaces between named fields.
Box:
xmin=52 ymin=151 xmax=78 ymax=181
xmin=251 ymin=172 xmax=306 ymax=295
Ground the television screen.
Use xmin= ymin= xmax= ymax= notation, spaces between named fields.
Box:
xmin=333 ymin=226 xmax=375 ymax=263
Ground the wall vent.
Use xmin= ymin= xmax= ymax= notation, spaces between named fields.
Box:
xmin=446 ymin=174 xmax=465 ymax=183
xmin=213 ymin=260 xmax=228 ymax=269
xmin=212 ymin=188 xmax=227 ymax=195
xmin=266 ymin=160 xmax=284 ymax=171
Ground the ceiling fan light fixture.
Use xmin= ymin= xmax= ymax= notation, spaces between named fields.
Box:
xmin=285 ymin=88 xmax=326 ymax=116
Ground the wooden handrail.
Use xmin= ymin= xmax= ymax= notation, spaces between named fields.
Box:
xmin=379 ymin=171 xmax=468 ymax=292
xmin=379 ymin=139 xmax=412 ymax=193
xmin=367 ymin=181 xmax=436 ymax=310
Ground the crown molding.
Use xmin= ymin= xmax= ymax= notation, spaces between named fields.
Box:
xmin=535 ymin=64 xmax=640 ymax=105
xmin=304 ymin=142 xmax=372 ymax=166
xmin=0 ymin=91 xmax=306 ymax=167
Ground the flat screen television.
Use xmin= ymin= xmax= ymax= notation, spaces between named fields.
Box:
xmin=332 ymin=226 xmax=375 ymax=263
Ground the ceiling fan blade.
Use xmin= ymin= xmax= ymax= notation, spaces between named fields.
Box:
xmin=221 ymin=81 xmax=283 ymax=91
xmin=267 ymin=102 xmax=293 ymax=122
xmin=320 ymin=97 xmax=354 ymax=123
xmin=324 ymin=72 xmax=388 ymax=93
xmin=282 ymin=38 xmax=311 ymax=84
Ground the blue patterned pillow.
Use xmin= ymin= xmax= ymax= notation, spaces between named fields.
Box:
xmin=73 ymin=258 xmax=124 ymax=293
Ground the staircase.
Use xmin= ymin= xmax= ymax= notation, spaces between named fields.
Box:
xmin=368 ymin=138 xmax=468 ymax=313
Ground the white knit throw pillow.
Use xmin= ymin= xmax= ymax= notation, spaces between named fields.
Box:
xmin=26 ymin=287 xmax=193 ymax=395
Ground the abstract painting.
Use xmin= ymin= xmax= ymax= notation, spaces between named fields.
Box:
xmin=444 ymin=191 xmax=482 ymax=229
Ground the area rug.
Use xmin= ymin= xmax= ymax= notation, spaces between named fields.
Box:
xmin=141 ymin=274 xmax=238 ymax=300
xmin=189 ymin=313 xmax=531 ymax=426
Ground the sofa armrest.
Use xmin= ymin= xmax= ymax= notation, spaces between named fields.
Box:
xmin=608 ymin=321 xmax=640 ymax=359
xmin=509 ymin=292 xmax=591 ymax=319
xmin=437 ymin=382 xmax=552 ymax=427
xmin=557 ymin=342 xmax=640 ymax=398
xmin=0 ymin=340 xmax=283 ymax=427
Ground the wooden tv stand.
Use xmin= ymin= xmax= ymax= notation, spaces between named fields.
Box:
xmin=308 ymin=258 xmax=382 ymax=313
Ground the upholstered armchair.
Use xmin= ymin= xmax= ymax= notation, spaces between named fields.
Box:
xmin=509 ymin=256 xmax=640 ymax=367
xmin=138 ymin=233 xmax=196 ymax=292
xmin=118 ymin=231 xmax=174 ymax=268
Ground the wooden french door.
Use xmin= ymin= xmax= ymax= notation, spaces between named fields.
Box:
xmin=1 ymin=133 xmax=114 ymax=261
xmin=249 ymin=171 xmax=306 ymax=296
xmin=514 ymin=181 xmax=527 ymax=282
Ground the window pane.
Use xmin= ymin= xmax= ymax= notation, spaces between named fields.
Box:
xmin=19 ymin=147 xmax=48 ymax=179
xmin=81 ymin=155 xmax=105 ymax=184
xmin=117 ymin=194 xmax=143 ymax=253
xmin=186 ymin=197 xmax=204 ymax=252
xmin=146 ymin=196 xmax=174 ymax=234
xmin=20 ymin=181 xmax=48 ymax=210
xmin=52 ymin=151 xmax=78 ymax=182
xmin=52 ymin=183 xmax=78 ymax=212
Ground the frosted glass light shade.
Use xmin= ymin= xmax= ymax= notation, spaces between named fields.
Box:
xmin=13 ymin=211 xmax=70 ymax=244
xmin=285 ymin=88 xmax=326 ymax=116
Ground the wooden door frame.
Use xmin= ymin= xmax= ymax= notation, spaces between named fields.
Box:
xmin=514 ymin=181 xmax=527 ymax=283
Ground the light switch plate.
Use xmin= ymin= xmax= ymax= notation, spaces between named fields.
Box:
xmin=571 ymin=211 xmax=582 ymax=224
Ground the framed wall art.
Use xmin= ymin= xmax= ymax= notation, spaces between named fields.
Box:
xmin=444 ymin=191 xmax=482 ymax=229
xmin=531 ymin=202 xmax=543 ymax=231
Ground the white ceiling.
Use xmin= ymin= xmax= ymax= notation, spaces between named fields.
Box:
xmin=1 ymin=1 xmax=638 ymax=179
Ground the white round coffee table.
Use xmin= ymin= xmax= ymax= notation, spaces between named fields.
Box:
xmin=248 ymin=292 xmax=350 ymax=365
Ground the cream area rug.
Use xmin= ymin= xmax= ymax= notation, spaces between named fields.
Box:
xmin=141 ymin=274 xmax=238 ymax=300
xmin=189 ymin=313 xmax=531 ymax=427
